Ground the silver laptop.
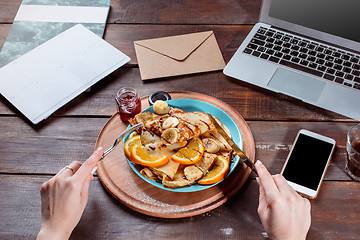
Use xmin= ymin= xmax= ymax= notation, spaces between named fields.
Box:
xmin=224 ymin=0 xmax=360 ymax=120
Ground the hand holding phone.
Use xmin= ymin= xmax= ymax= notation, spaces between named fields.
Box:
xmin=281 ymin=129 xmax=336 ymax=199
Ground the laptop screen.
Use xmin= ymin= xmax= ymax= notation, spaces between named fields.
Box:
xmin=269 ymin=0 xmax=360 ymax=43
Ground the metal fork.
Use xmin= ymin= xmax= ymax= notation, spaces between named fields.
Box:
xmin=101 ymin=122 xmax=144 ymax=159
xmin=91 ymin=122 xmax=144 ymax=175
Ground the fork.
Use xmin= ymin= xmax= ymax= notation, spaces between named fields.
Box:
xmin=91 ymin=122 xmax=144 ymax=175
xmin=101 ymin=122 xmax=144 ymax=159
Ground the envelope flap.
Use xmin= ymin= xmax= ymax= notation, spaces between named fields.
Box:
xmin=134 ymin=31 xmax=214 ymax=61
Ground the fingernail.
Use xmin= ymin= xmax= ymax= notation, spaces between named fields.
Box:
xmin=255 ymin=160 xmax=262 ymax=166
xmin=97 ymin=147 xmax=103 ymax=151
xmin=256 ymin=177 xmax=260 ymax=185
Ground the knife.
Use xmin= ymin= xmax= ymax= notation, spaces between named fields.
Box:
xmin=207 ymin=114 xmax=258 ymax=176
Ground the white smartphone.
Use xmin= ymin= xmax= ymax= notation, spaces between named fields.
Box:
xmin=281 ymin=129 xmax=336 ymax=199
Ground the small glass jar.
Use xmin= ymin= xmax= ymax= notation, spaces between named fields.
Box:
xmin=345 ymin=123 xmax=360 ymax=181
xmin=115 ymin=87 xmax=141 ymax=121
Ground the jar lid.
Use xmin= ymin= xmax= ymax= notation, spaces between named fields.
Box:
xmin=148 ymin=91 xmax=171 ymax=105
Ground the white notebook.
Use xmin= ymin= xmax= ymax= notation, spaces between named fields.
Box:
xmin=0 ymin=24 xmax=130 ymax=124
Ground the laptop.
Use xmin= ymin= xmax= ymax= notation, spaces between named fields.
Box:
xmin=224 ymin=0 xmax=360 ymax=120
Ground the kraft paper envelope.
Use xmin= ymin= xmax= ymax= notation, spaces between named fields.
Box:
xmin=134 ymin=31 xmax=226 ymax=80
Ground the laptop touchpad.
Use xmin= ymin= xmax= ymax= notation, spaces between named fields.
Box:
xmin=268 ymin=68 xmax=325 ymax=103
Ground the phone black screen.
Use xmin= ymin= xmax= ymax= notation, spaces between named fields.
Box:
xmin=282 ymin=133 xmax=334 ymax=191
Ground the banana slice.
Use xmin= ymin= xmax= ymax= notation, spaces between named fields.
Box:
xmin=153 ymin=100 xmax=170 ymax=115
xmin=184 ymin=165 xmax=203 ymax=181
xmin=165 ymin=141 xmax=187 ymax=151
xmin=201 ymin=131 xmax=231 ymax=151
xmin=162 ymin=116 xmax=179 ymax=129
xmin=140 ymin=129 xmax=161 ymax=145
xmin=202 ymin=138 xmax=221 ymax=153
xmin=161 ymin=128 xmax=180 ymax=143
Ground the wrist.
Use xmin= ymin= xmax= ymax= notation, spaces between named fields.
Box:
xmin=37 ymin=224 xmax=71 ymax=240
xmin=270 ymin=234 xmax=306 ymax=240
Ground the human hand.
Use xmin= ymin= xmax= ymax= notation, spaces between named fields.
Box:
xmin=36 ymin=147 xmax=104 ymax=240
xmin=255 ymin=161 xmax=311 ymax=240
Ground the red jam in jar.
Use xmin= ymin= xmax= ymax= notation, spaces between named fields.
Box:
xmin=115 ymin=87 xmax=141 ymax=121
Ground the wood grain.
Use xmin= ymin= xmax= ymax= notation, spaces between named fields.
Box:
xmin=108 ymin=0 xmax=261 ymax=25
xmin=0 ymin=0 xmax=261 ymax=25
xmin=1 ymin=0 xmax=359 ymax=238
xmin=0 ymin=117 xmax=109 ymax=175
xmin=0 ymin=0 xmax=21 ymax=23
xmin=0 ymin=116 xmax=355 ymax=181
xmin=0 ymin=23 xmax=352 ymax=121
xmin=102 ymin=24 xmax=253 ymax=66
xmin=0 ymin=24 xmax=253 ymax=66
xmin=0 ymin=68 xmax=350 ymax=121
xmin=1 ymin=175 xmax=359 ymax=239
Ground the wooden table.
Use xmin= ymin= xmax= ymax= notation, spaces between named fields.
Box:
xmin=0 ymin=0 xmax=359 ymax=239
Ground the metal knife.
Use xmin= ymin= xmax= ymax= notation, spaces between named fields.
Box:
xmin=207 ymin=114 xmax=258 ymax=176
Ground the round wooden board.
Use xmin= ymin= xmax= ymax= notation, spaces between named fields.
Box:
xmin=95 ymin=91 xmax=255 ymax=218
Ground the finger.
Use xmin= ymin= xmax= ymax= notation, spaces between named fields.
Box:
xmin=273 ymin=174 xmax=297 ymax=195
xmin=258 ymin=182 xmax=267 ymax=214
xmin=60 ymin=161 xmax=82 ymax=177
xmin=80 ymin=175 xmax=93 ymax=205
xmin=55 ymin=165 xmax=68 ymax=177
xmin=255 ymin=160 xmax=280 ymax=201
xmin=73 ymin=147 xmax=103 ymax=182
xmin=55 ymin=161 xmax=79 ymax=177
xmin=40 ymin=182 xmax=50 ymax=217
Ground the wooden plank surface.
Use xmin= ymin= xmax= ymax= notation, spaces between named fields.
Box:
xmin=102 ymin=24 xmax=254 ymax=66
xmin=0 ymin=116 xmax=354 ymax=181
xmin=0 ymin=0 xmax=261 ymax=25
xmin=0 ymin=24 xmax=253 ymax=66
xmin=108 ymin=0 xmax=261 ymax=24
xmin=0 ymin=0 xmax=21 ymax=23
xmin=1 ymin=0 xmax=359 ymax=239
xmin=0 ymin=67 xmax=350 ymax=121
xmin=0 ymin=23 xmax=351 ymax=121
xmin=1 ymin=175 xmax=359 ymax=239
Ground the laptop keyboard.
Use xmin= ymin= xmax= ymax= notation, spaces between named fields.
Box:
xmin=243 ymin=26 xmax=360 ymax=91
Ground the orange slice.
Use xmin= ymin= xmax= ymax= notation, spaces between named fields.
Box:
xmin=131 ymin=144 xmax=169 ymax=167
xmin=198 ymin=155 xmax=229 ymax=185
xmin=171 ymin=137 xmax=204 ymax=165
xmin=187 ymin=137 xmax=204 ymax=152
xmin=124 ymin=135 xmax=141 ymax=163
xmin=172 ymin=148 xmax=201 ymax=164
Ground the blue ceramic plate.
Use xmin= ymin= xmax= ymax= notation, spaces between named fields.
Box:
xmin=123 ymin=99 xmax=242 ymax=192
